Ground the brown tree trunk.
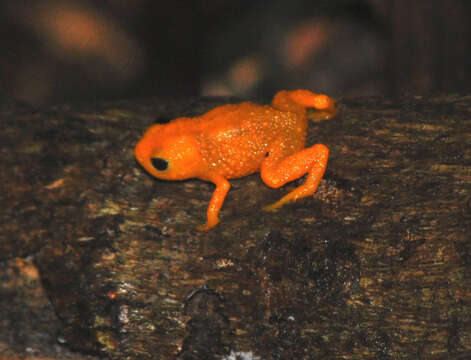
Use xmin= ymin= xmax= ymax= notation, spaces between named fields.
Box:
xmin=1 ymin=94 xmax=470 ymax=359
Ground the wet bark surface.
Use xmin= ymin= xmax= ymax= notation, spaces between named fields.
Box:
xmin=1 ymin=94 xmax=470 ymax=359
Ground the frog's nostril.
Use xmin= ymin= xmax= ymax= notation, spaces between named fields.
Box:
xmin=151 ymin=158 xmax=168 ymax=171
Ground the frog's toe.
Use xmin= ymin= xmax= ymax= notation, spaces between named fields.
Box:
xmin=263 ymin=202 xmax=282 ymax=212
xmin=197 ymin=218 xmax=220 ymax=231
xmin=197 ymin=223 xmax=212 ymax=231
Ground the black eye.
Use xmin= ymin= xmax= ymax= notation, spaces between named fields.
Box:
xmin=151 ymin=158 xmax=168 ymax=171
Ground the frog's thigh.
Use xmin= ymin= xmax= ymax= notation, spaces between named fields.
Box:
xmin=261 ymin=143 xmax=329 ymax=211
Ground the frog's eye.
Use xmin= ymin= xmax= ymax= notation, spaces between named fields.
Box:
xmin=151 ymin=157 xmax=169 ymax=171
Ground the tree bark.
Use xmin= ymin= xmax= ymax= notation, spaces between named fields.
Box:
xmin=1 ymin=94 xmax=470 ymax=359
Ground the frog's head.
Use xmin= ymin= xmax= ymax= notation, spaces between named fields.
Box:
xmin=134 ymin=123 xmax=201 ymax=180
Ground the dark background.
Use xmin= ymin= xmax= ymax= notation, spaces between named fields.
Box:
xmin=1 ymin=0 xmax=470 ymax=105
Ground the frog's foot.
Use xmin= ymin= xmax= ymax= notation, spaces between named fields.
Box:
xmin=271 ymin=90 xmax=337 ymax=119
xmin=310 ymin=109 xmax=338 ymax=121
xmin=261 ymin=143 xmax=329 ymax=213
xmin=263 ymin=201 xmax=283 ymax=212
xmin=263 ymin=181 xmax=316 ymax=212
xmin=197 ymin=175 xmax=230 ymax=231
xmin=290 ymin=90 xmax=338 ymax=120
xmin=197 ymin=218 xmax=219 ymax=231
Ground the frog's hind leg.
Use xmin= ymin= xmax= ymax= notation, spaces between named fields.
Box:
xmin=261 ymin=143 xmax=329 ymax=211
xmin=272 ymin=90 xmax=338 ymax=120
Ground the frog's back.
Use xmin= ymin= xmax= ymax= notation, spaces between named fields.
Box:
xmin=201 ymin=102 xmax=304 ymax=134
xmin=195 ymin=102 xmax=307 ymax=179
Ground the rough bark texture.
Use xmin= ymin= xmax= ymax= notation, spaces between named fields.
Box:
xmin=1 ymin=94 xmax=470 ymax=359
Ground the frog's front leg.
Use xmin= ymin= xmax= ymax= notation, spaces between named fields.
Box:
xmin=198 ymin=174 xmax=231 ymax=231
xmin=260 ymin=142 xmax=329 ymax=211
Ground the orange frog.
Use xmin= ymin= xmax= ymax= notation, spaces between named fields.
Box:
xmin=134 ymin=90 xmax=337 ymax=230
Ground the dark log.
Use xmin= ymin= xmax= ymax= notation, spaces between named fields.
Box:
xmin=1 ymin=94 xmax=470 ymax=359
